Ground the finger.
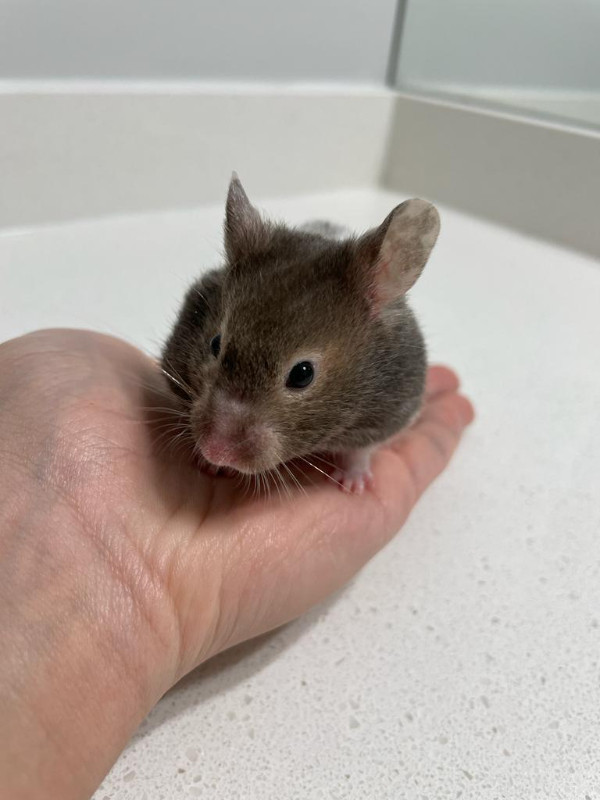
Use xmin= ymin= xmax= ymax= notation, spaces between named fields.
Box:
xmin=200 ymin=391 xmax=473 ymax=663
xmin=425 ymin=365 xmax=460 ymax=399
xmin=385 ymin=391 xmax=474 ymax=501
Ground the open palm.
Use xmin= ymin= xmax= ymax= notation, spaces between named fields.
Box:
xmin=0 ymin=328 xmax=473 ymax=687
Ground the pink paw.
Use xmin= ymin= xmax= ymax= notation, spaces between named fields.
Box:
xmin=328 ymin=446 xmax=376 ymax=494
xmin=330 ymin=466 xmax=374 ymax=495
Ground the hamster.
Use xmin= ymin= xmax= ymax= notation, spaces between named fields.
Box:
xmin=161 ymin=174 xmax=440 ymax=493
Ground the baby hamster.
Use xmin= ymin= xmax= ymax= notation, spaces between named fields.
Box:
xmin=161 ymin=174 xmax=440 ymax=493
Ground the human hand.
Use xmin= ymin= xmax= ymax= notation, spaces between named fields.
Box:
xmin=0 ymin=329 xmax=473 ymax=799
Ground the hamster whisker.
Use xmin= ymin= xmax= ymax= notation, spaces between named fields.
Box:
xmin=152 ymin=431 xmax=187 ymax=459
xmin=150 ymin=420 xmax=189 ymax=435
xmin=281 ymin=462 xmax=306 ymax=498
xmin=259 ymin=471 xmax=268 ymax=499
xmin=159 ymin=366 xmax=193 ymax=399
xmin=278 ymin=466 xmax=294 ymax=499
xmin=153 ymin=420 xmax=194 ymax=457
xmin=268 ymin=467 xmax=282 ymax=500
xmin=161 ymin=355 xmax=195 ymax=395
xmin=139 ymin=405 xmax=188 ymax=416
xmin=193 ymin=286 xmax=209 ymax=304
xmin=266 ymin=471 xmax=275 ymax=501
xmin=268 ymin=468 xmax=283 ymax=502
xmin=309 ymin=453 xmax=339 ymax=470
xmin=276 ymin=464 xmax=294 ymax=500
xmin=151 ymin=424 xmax=190 ymax=442
xmin=151 ymin=414 xmax=188 ymax=429
xmin=191 ymin=439 xmax=207 ymax=466
xmin=237 ymin=472 xmax=252 ymax=500
xmin=297 ymin=456 xmax=345 ymax=491
xmin=124 ymin=374 xmax=176 ymax=400
xmin=276 ymin=463 xmax=291 ymax=497
xmin=150 ymin=420 xmax=187 ymax=444
xmin=165 ymin=430 xmax=192 ymax=455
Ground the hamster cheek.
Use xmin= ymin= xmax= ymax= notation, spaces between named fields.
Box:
xmin=238 ymin=423 xmax=283 ymax=474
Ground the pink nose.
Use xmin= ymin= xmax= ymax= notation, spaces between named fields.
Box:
xmin=200 ymin=434 xmax=239 ymax=468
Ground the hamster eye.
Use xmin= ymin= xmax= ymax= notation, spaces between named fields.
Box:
xmin=286 ymin=361 xmax=315 ymax=389
xmin=210 ymin=334 xmax=221 ymax=357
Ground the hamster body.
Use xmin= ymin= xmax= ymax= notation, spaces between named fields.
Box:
xmin=161 ymin=175 xmax=440 ymax=493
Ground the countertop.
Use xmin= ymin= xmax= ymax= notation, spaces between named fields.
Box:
xmin=1 ymin=189 xmax=599 ymax=799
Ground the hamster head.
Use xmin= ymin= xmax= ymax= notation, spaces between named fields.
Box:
xmin=163 ymin=174 xmax=440 ymax=475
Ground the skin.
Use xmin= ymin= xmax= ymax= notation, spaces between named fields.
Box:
xmin=0 ymin=328 xmax=473 ymax=799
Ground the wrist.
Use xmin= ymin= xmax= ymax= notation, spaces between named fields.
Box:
xmin=0 ymin=480 xmax=178 ymax=800
xmin=0 ymin=330 xmax=218 ymax=798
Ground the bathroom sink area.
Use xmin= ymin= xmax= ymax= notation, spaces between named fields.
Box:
xmin=2 ymin=185 xmax=599 ymax=798
xmin=3 ymin=0 xmax=600 ymax=788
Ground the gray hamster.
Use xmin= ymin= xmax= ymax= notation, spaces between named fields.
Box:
xmin=161 ymin=174 xmax=440 ymax=493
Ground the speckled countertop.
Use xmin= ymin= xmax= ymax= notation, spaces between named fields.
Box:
xmin=1 ymin=190 xmax=599 ymax=799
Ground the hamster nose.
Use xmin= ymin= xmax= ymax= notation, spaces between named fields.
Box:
xmin=193 ymin=390 xmax=280 ymax=472
xmin=200 ymin=433 xmax=239 ymax=468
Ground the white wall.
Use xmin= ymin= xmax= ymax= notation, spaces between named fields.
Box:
xmin=0 ymin=89 xmax=394 ymax=228
xmin=0 ymin=0 xmax=397 ymax=83
xmin=397 ymin=0 xmax=600 ymax=92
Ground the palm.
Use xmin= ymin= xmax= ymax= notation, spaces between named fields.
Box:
xmin=2 ymin=329 xmax=472 ymax=680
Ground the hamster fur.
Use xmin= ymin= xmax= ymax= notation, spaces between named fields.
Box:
xmin=161 ymin=174 xmax=440 ymax=493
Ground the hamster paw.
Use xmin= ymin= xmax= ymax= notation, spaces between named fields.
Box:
xmin=331 ymin=467 xmax=374 ymax=494
xmin=330 ymin=447 xmax=376 ymax=494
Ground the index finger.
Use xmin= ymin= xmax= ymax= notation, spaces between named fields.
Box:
xmin=425 ymin=365 xmax=461 ymax=399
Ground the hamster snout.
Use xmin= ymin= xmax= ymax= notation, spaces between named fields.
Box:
xmin=191 ymin=389 xmax=281 ymax=473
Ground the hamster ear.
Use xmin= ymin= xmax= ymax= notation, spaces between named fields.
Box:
xmin=355 ymin=199 xmax=440 ymax=311
xmin=224 ymin=173 xmax=270 ymax=262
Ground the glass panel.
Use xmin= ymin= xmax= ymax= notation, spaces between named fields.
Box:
xmin=393 ymin=0 xmax=600 ymax=131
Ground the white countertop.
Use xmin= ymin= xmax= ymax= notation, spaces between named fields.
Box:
xmin=1 ymin=190 xmax=599 ymax=799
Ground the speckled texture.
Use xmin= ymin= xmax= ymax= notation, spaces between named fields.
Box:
xmin=1 ymin=190 xmax=599 ymax=799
